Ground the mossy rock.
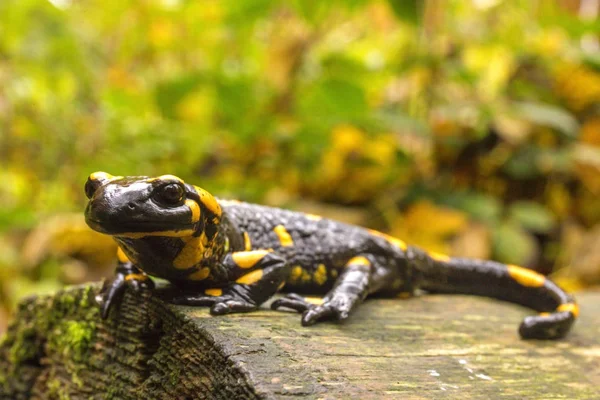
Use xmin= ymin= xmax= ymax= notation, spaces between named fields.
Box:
xmin=1 ymin=285 xmax=599 ymax=399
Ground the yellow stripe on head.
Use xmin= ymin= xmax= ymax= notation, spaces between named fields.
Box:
xmin=90 ymin=171 xmax=113 ymax=181
xmin=89 ymin=171 xmax=122 ymax=182
xmin=236 ymin=269 xmax=264 ymax=285
xmin=194 ymin=186 xmax=222 ymax=218
xmin=507 ymin=265 xmax=546 ymax=288
xmin=232 ymin=250 xmax=271 ymax=269
xmin=185 ymin=199 xmax=201 ymax=223
xmin=557 ymin=303 xmax=579 ymax=318
xmin=159 ymin=174 xmax=183 ymax=182
xmin=273 ymin=225 xmax=294 ymax=247
xmin=147 ymin=174 xmax=184 ymax=183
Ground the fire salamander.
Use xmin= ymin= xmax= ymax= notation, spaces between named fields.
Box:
xmin=84 ymin=172 xmax=578 ymax=340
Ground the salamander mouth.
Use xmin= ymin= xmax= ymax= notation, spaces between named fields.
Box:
xmin=85 ymin=217 xmax=192 ymax=235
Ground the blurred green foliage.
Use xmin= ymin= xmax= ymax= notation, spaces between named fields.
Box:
xmin=1 ymin=0 xmax=600 ymax=324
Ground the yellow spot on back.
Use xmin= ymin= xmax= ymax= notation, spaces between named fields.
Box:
xmin=236 ymin=269 xmax=264 ymax=285
xmin=539 ymin=312 xmax=551 ymax=317
xmin=301 ymin=270 xmax=312 ymax=282
xmin=367 ymin=229 xmax=407 ymax=250
xmin=347 ymin=256 xmax=371 ymax=267
xmin=205 ymin=288 xmax=222 ymax=297
xmin=429 ymin=252 xmax=451 ymax=262
xmin=116 ymin=247 xmax=130 ymax=264
xmin=290 ymin=266 xmax=303 ymax=281
xmin=305 ymin=213 xmax=322 ymax=221
xmin=189 ymin=267 xmax=210 ymax=281
xmin=174 ymin=236 xmax=205 ymax=269
xmin=277 ymin=281 xmax=286 ymax=290
xmin=313 ymin=264 xmax=328 ymax=285
xmin=557 ymin=303 xmax=579 ymax=318
xmin=232 ymin=250 xmax=270 ymax=269
xmin=273 ymin=225 xmax=294 ymax=247
xmin=115 ymin=229 xmax=195 ymax=239
xmin=243 ymin=232 xmax=252 ymax=251
xmin=388 ymin=237 xmax=408 ymax=251
xmin=218 ymin=199 xmax=241 ymax=206
xmin=195 ymin=186 xmax=222 ymax=217
xmin=507 ymin=265 xmax=546 ymax=288
xmin=185 ymin=199 xmax=201 ymax=223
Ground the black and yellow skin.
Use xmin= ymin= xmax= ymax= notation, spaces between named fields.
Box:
xmin=84 ymin=172 xmax=578 ymax=340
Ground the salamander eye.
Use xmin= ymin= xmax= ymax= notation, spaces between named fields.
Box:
xmin=155 ymin=183 xmax=184 ymax=206
xmin=84 ymin=178 xmax=101 ymax=199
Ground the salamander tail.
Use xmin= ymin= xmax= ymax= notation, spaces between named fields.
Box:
xmin=414 ymin=251 xmax=577 ymax=340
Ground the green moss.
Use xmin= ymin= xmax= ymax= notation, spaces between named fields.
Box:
xmin=80 ymin=286 xmax=94 ymax=308
xmin=8 ymin=326 xmax=37 ymax=365
xmin=47 ymin=319 xmax=96 ymax=387
xmin=169 ymin=365 xmax=181 ymax=387
xmin=48 ymin=377 xmax=71 ymax=400
xmin=0 ymin=285 xmax=105 ymax=398
xmin=57 ymin=320 xmax=95 ymax=361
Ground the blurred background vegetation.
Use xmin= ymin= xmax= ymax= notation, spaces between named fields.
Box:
xmin=1 ymin=0 xmax=600 ymax=332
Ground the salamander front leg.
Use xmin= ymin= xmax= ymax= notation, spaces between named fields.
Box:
xmin=272 ymin=255 xmax=372 ymax=326
xmin=97 ymin=247 xmax=154 ymax=319
xmin=170 ymin=251 xmax=289 ymax=316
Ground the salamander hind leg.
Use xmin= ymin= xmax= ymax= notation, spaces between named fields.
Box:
xmin=170 ymin=251 xmax=289 ymax=316
xmin=272 ymin=255 xmax=373 ymax=326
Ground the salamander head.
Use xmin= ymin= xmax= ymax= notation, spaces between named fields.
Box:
xmin=84 ymin=172 xmax=220 ymax=238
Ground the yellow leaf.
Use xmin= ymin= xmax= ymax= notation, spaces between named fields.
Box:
xmin=175 ymin=88 xmax=214 ymax=122
xmin=462 ymin=45 xmax=515 ymax=100
xmin=149 ymin=20 xmax=175 ymax=48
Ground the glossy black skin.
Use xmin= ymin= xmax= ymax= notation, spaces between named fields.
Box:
xmin=85 ymin=173 xmax=577 ymax=340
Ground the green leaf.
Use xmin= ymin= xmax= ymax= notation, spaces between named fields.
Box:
xmin=224 ymin=0 xmax=274 ymax=22
xmin=386 ymin=0 xmax=421 ymax=25
xmin=508 ymin=201 xmax=556 ymax=233
xmin=512 ymin=101 xmax=579 ymax=138
xmin=442 ymin=192 xmax=502 ymax=224
xmin=298 ymin=79 xmax=367 ymax=127
xmin=492 ymin=222 xmax=537 ymax=266
xmin=503 ymin=147 xmax=542 ymax=179
xmin=154 ymin=74 xmax=203 ymax=120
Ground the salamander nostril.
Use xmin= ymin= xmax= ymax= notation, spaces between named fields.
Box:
xmin=127 ymin=202 xmax=136 ymax=210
